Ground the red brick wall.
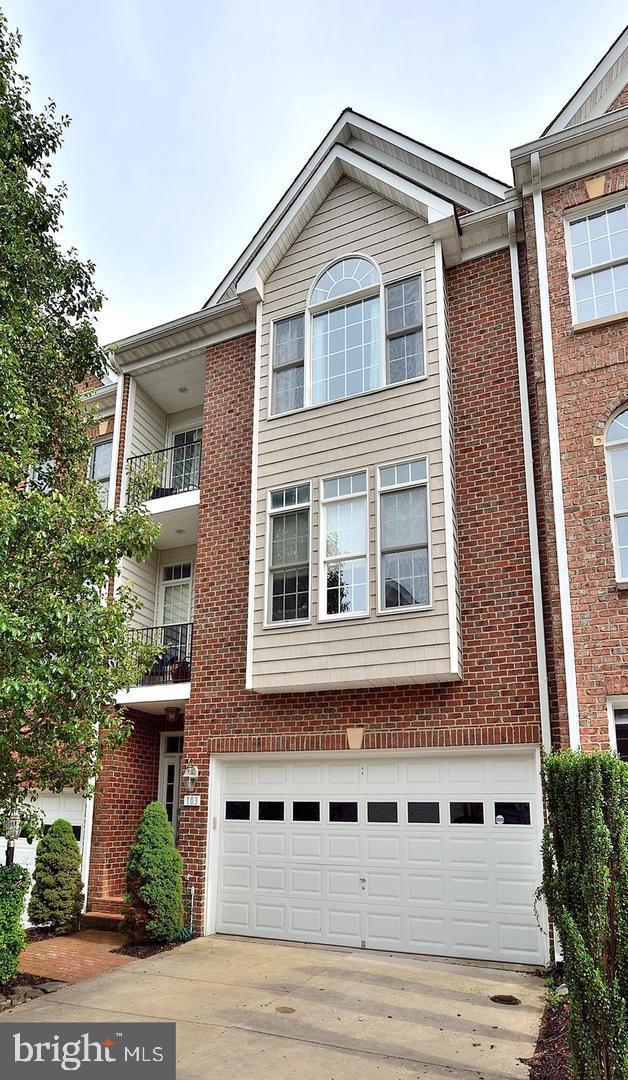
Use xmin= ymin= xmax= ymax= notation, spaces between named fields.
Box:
xmin=88 ymin=710 xmax=168 ymax=910
xmin=176 ymin=250 xmax=542 ymax=924
xmin=522 ymin=166 xmax=628 ymax=748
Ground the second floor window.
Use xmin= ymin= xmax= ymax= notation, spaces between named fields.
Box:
xmin=268 ymin=484 xmax=310 ymax=623
xmin=271 ymin=257 xmax=424 ymax=416
xmin=607 ymin=407 xmax=628 ymax=581
xmin=90 ymin=438 xmax=113 ymax=507
xmin=379 ymin=459 xmax=429 ymax=610
xmin=568 ymin=205 xmax=628 ymax=323
xmin=321 ymin=471 xmax=368 ymax=618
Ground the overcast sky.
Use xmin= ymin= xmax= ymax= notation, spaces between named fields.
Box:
xmin=3 ymin=1 xmax=627 ymax=344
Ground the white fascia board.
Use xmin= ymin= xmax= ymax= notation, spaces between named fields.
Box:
xmin=345 ymin=114 xmax=510 ymax=199
xmin=543 ymin=29 xmax=628 ymax=136
xmin=511 ymin=107 xmax=628 ymax=189
xmin=145 ymin=488 xmax=200 ymax=517
xmin=116 ymin=682 xmax=191 ymax=708
xmin=108 ymin=299 xmax=247 ymax=360
xmin=208 ymin=109 xmax=506 ymax=308
xmin=237 ymin=145 xmax=455 ymax=300
xmin=119 ymin=322 xmax=256 ymax=378
xmin=346 ymin=139 xmax=491 ymax=211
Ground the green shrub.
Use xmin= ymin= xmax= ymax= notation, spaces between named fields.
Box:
xmin=541 ymin=750 xmax=628 ymax=1079
xmin=28 ymin=819 xmax=84 ymax=934
xmin=123 ymin=802 xmax=184 ymax=943
xmin=0 ymin=864 xmax=30 ymax=984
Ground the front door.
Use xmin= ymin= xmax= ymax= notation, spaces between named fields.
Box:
xmin=158 ymin=733 xmax=184 ymax=841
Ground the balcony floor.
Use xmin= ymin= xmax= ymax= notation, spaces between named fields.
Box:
xmin=116 ymin=682 xmax=191 ymax=714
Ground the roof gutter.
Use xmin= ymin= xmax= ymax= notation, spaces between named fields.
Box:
xmin=529 ymin=150 xmax=581 ymax=749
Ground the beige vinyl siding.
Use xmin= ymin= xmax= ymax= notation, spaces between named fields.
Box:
xmin=120 ymin=543 xmax=197 ymax=630
xmin=130 ymin=384 xmax=167 ymax=459
xmin=250 ymin=176 xmax=458 ymax=692
xmin=120 ymin=552 xmax=158 ymax=628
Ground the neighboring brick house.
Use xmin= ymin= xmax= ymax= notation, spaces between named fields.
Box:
xmin=67 ymin=30 xmax=628 ymax=965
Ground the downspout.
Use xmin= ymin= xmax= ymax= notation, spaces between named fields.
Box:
xmin=508 ymin=211 xmax=552 ymax=750
xmin=530 ymin=152 xmax=581 ymax=749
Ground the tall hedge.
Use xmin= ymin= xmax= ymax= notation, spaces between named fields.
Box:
xmin=28 ymin=819 xmax=84 ymax=934
xmin=542 ymin=750 xmax=628 ymax=1079
xmin=0 ymin=864 xmax=30 ymax=984
xmin=123 ymin=802 xmax=184 ymax=943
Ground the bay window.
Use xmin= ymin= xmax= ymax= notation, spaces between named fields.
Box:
xmin=379 ymin=459 xmax=429 ymax=610
xmin=268 ymin=484 xmax=310 ymax=623
xmin=320 ymin=471 xmax=368 ymax=617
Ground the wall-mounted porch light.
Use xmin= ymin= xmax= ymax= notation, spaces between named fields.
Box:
xmin=182 ymin=762 xmax=199 ymax=793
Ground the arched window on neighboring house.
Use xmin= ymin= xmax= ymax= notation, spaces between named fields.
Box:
xmin=606 ymin=406 xmax=628 ymax=581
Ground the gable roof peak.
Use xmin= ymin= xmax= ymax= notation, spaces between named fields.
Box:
xmin=543 ymin=25 xmax=628 ymax=136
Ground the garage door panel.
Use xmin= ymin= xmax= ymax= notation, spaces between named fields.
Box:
xmin=215 ymin=751 xmax=545 ymax=964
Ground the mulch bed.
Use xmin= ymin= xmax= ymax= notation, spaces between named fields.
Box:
xmin=528 ymin=1000 xmax=572 ymax=1080
xmin=112 ymin=939 xmax=186 ymax=959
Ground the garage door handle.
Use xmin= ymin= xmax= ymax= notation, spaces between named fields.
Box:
xmin=359 ymin=877 xmax=366 ymax=883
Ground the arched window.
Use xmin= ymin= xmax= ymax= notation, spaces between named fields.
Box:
xmin=269 ymin=254 xmax=425 ymax=415
xmin=310 ymin=257 xmax=381 ymax=405
xmin=607 ymin=407 xmax=628 ymax=580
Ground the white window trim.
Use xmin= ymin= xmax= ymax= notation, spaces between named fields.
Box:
xmin=376 ymin=456 xmax=433 ymax=616
xmin=607 ymin=696 xmax=628 ymax=753
xmin=318 ymin=469 xmax=370 ymax=623
xmin=263 ymin=482 xmax=312 ymax=629
xmin=564 ymin=197 xmax=628 ymax=327
xmin=267 ymin=257 xmax=427 ymax=421
xmin=158 ymin=730 xmax=184 ymax=836
xmin=384 ymin=273 xmax=427 ymax=386
xmin=605 ymin=407 xmax=628 ymax=583
xmin=157 ymin=558 xmax=195 ymax=626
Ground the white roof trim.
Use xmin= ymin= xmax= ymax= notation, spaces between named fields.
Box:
xmin=544 ymin=27 xmax=628 ymax=136
xmin=205 ymin=109 xmax=509 ymax=308
xmin=237 ymin=144 xmax=456 ymax=300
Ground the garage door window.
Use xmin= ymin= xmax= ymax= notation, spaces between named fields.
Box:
xmin=450 ymin=802 xmax=484 ymax=824
xmin=259 ymin=802 xmax=284 ymax=821
xmin=408 ymin=801 xmax=440 ymax=824
xmin=292 ymin=801 xmax=320 ymax=821
xmin=329 ymin=801 xmax=358 ymax=822
xmin=225 ymin=801 xmax=250 ymax=820
xmin=494 ymin=802 xmax=531 ymax=825
xmin=367 ymin=802 xmax=398 ymax=823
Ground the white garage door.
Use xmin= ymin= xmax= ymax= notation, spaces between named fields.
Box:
xmin=215 ymin=751 xmax=546 ymax=965
xmin=0 ymin=792 xmax=87 ymax=920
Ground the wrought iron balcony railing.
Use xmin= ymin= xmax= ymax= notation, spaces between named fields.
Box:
xmin=127 ymin=440 xmax=201 ymax=501
xmin=131 ymin=622 xmax=193 ymax=686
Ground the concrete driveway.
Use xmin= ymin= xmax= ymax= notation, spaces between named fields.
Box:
xmin=2 ymin=936 xmax=545 ymax=1079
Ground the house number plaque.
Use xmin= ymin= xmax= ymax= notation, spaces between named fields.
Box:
xmin=183 ymin=794 xmax=201 ymax=807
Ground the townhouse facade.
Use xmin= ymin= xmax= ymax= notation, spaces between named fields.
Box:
xmin=10 ymin=30 xmax=627 ymax=967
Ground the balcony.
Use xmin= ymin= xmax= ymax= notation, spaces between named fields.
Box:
xmin=127 ymin=442 xmax=201 ymax=548
xmin=115 ymin=622 xmax=194 ymax=713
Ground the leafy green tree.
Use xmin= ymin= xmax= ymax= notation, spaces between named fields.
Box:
xmin=123 ymin=803 xmax=184 ymax=943
xmin=28 ymin=819 xmax=84 ymax=934
xmin=0 ymin=11 xmax=159 ymax=836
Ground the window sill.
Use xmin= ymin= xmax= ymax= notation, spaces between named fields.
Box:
xmin=612 ymin=580 xmax=628 ymax=592
xmin=573 ymin=311 xmax=628 ymax=333
xmin=267 ymin=373 xmax=429 ymax=422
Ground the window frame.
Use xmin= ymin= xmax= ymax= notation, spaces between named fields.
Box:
xmin=564 ymin=197 xmax=628 ymax=327
xmin=605 ymin=406 xmax=628 ymax=583
xmin=264 ymin=481 xmax=312 ymax=628
xmin=385 ymin=274 xmax=426 ymax=385
xmin=267 ymin=257 xmax=427 ymax=420
xmin=89 ymin=437 xmax=113 ymax=508
xmin=318 ymin=469 xmax=370 ymax=622
xmin=157 ymin=558 xmax=195 ymax=626
xmin=376 ymin=456 xmax=432 ymax=615
xmin=607 ymin=696 xmax=628 ymax=756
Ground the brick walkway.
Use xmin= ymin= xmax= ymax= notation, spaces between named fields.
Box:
xmin=20 ymin=931 xmax=135 ymax=984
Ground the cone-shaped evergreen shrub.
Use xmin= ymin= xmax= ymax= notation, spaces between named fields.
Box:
xmin=0 ymin=864 xmax=30 ymax=984
xmin=28 ymin=819 xmax=84 ymax=934
xmin=542 ymin=750 xmax=628 ymax=1079
xmin=123 ymin=802 xmax=184 ymax=943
